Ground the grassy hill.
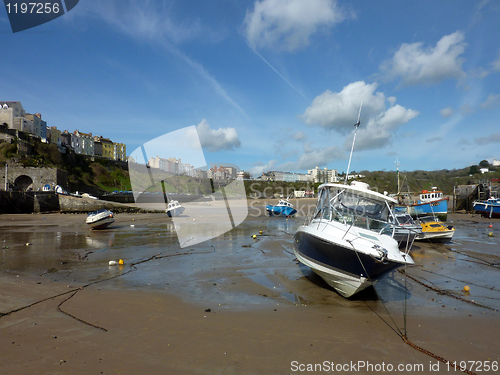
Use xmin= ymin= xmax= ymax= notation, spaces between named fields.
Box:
xmin=357 ymin=164 xmax=499 ymax=195
xmin=2 ymin=131 xmax=498 ymax=196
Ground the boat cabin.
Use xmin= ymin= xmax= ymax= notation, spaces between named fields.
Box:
xmin=277 ymin=199 xmax=293 ymax=208
xmin=419 ymin=187 xmax=443 ymax=203
xmin=313 ymin=183 xmax=397 ymax=233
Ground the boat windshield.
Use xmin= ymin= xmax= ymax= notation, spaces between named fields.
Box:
xmin=418 ymin=216 xmax=440 ymax=224
xmin=393 ymin=214 xmax=414 ymax=225
xmin=314 ymin=187 xmax=391 ymax=233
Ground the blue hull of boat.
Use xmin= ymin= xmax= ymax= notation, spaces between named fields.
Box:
xmin=398 ymin=198 xmax=448 ymax=221
xmin=266 ymin=205 xmax=297 ymax=217
xmin=473 ymin=202 xmax=500 ymax=218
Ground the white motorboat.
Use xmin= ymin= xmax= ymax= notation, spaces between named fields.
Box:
xmin=166 ymin=200 xmax=185 ymax=217
xmin=86 ymin=209 xmax=115 ymax=230
xmin=293 ymin=181 xmax=414 ymax=298
xmin=390 ymin=212 xmax=422 ymax=248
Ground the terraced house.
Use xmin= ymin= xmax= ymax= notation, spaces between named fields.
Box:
xmin=1 ymin=100 xmax=126 ymax=161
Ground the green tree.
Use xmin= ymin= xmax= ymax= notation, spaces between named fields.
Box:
xmin=479 ymin=160 xmax=490 ymax=168
xmin=469 ymin=165 xmax=479 ymax=175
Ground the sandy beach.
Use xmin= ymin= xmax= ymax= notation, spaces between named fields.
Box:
xmin=1 ymin=200 xmax=499 ymax=374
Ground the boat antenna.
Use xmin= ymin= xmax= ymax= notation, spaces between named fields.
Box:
xmin=345 ymin=101 xmax=362 ymax=184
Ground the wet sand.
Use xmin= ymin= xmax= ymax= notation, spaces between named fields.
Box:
xmin=1 ymin=200 xmax=499 ymax=374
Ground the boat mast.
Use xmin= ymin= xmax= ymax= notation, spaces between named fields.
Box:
xmin=345 ymin=102 xmax=362 ymax=184
xmin=395 ymin=157 xmax=400 ymax=195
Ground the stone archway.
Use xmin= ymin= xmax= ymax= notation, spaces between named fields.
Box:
xmin=14 ymin=175 xmax=33 ymax=191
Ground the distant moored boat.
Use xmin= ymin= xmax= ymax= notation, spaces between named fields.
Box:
xmin=86 ymin=209 xmax=115 ymax=230
xmin=402 ymin=187 xmax=449 ymax=221
xmin=473 ymin=197 xmax=500 ymax=218
xmin=266 ymin=198 xmax=297 ymax=217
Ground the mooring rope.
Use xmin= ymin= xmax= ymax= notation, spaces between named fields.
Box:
xmin=57 ymin=290 xmax=107 ymax=332
xmin=397 ymin=269 xmax=498 ymax=312
xmin=1 ymin=248 xmax=212 ymax=330
xmin=446 ymin=247 xmax=499 ymax=268
xmin=348 ymin=240 xmax=485 ymax=375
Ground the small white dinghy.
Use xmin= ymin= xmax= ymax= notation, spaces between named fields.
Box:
xmin=86 ymin=209 xmax=115 ymax=230
xmin=166 ymin=200 xmax=185 ymax=217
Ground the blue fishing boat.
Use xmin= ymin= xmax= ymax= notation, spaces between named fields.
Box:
xmin=473 ymin=197 xmax=500 ymax=218
xmin=266 ymin=198 xmax=297 ymax=217
xmin=403 ymin=187 xmax=448 ymax=221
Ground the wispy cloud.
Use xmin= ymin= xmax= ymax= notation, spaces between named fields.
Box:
xmin=492 ymin=49 xmax=500 ymax=72
xmin=247 ymin=45 xmax=310 ymax=102
xmin=70 ymin=0 xmax=247 ymax=118
xmin=279 ymin=144 xmax=345 ymax=170
xmin=480 ymin=94 xmax=500 ymax=109
xmin=440 ymin=107 xmax=454 ymax=117
xmin=474 ymin=133 xmax=500 ymax=145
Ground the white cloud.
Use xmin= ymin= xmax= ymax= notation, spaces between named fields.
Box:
xmin=350 ymin=105 xmax=419 ymax=151
xmin=243 ymin=0 xmax=350 ymax=51
xmin=196 ymin=119 xmax=241 ymax=152
xmin=480 ymin=94 xmax=500 ymax=110
xmin=387 ymin=96 xmax=397 ymax=107
xmin=249 ymin=159 xmax=278 ymax=176
xmin=440 ymin=107 xmax=454 ymax=117
xmin=300 ymin=81 xmax=385 ymax=131
xmin=300 ymin=81 xmax=418 ymax=151
xmin=380 ymin=31 xmax=467 ymax=86
xmin=253 ymin=142 xmax=345 ymax=174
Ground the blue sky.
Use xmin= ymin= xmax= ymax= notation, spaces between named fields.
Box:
xmin=1 ymin=0 xmax=500 ymax=176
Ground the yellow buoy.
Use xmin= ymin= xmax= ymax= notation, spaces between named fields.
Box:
xmin=259 ymin=231 xmax=263 ymax=235
xmin=252 ymin=235 xmax=257 ymax=239
xmin=463 ymin=285 xmax=470 ymax=292
xmin=488 ymin=232 xmax=494 ymax=237
xmin=118 ymin=259 xmax=124 ymax=265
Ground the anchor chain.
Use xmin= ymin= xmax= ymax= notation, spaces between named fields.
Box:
xmin=398 ymin=269 xmax=498 ymax=311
